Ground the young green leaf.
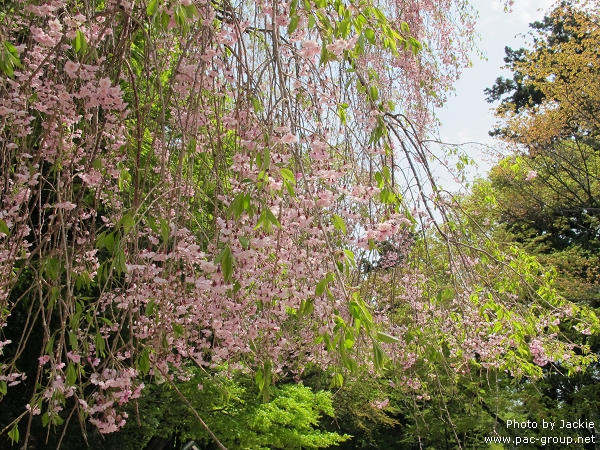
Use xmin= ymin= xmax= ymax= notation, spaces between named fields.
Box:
xmin=238 ymin=235 xmax=250 ymax=249
xmin=147 ymin=0 xmax=158 ymax=16
xmin=0 ymin=219 xmax=10 ymax=236
xmin=376 ymin=331 xmax=400 ymax=344
xmin=8 ymin=424 xmax=19 ymax=444
xmin=172 ymin=322 xmax=184 ymax=336
xmin=66 ymin=363 xmax=77 ymax=385
xmin=139 ymin=349 xmax=150 ymax=375
xmin=279 ymin=168 xmax=296 ymax=185
xmin=288 ymin=15 xmax=300 ymax=34
xmin=95 ymin=333 xmax=106 ymax=356
xmin=332 ymin=214 xmax=347 ymax=233
xmin=315 ymin=277 xmax=328 ymax=296
xmin=221 ymin=245 xmax=233 ymax=282
xmin=265 ymin=208 xmax=282 ymax=229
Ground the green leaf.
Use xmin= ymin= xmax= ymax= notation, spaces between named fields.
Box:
xmin=376 ymin=331 xmax=400 ymax=344
xmin=45 ymin=257 xmax=60 ymax=281
xmin=8 ymin=424 xmax=19 ymax=444
xmin=139 ymin=349 xmax=150 ymax=375
xmin=159 ymin=218 xmax=170 ymax=243
xmin=299 ymin=298 xmax=314 ymax=316
xmin=344 ymin=250 xmax=356 ymax=268
xmin=493 ymin=321 xmax=503 ymax=333
xmin=368 ymin=238 xmax=377 ymax=251
xmin=147 ymin=0 xmax=158 ymax=16
xmin=254 ymin=369 xmax=263 ymax=393
xmin=347 ymin=358 xmax=358 ymax=373
xmin=95 ymin=333 xmax=105 ymax=356
xmin=68 ymin=331 xmax=78 ymax=350
xmin=104 ymin=233 xmax=115 ymax=253
xmin=374 ymin=171 xmax=383 ymax=188
xmin=183 ymin=4 xmax=198 ymax=18
xmin=344 ymin=336 xmax=355 ymax=349
xmin=0 ymin=41 xmax=23 ymax=78
xmin=262 ymin=147 xmax=271 ymax=170
xmin=95 ymin=231 xmax=106 ymax=249
xmin=373 ymin=342 xmax=386 ymax=371
xmin=259 ymin=361 xmax=272 ymax=402
xmin=114 ymin=249 xmax=128 ymax=274
xmin=215 ymin=246 xmax=228 ymax=264
xmin=356 ymin=34 xmax=365 ymax=54
xmin=42 ymin=413 xmax=50 ymax=427
xmin=379 ymin=188 xmax=396 ymax=204
xmin=45 ymin=334 xmax=55 ymax=354
xmin=280 ymin=168 xmax=296 ymax=185
xmin=330 ymin=372 xmax=344 ymax=388
xmin=172 ymin=322 xmax=184 ymax=336
xmin=332 ymin=214 xmax=347 ymax=233
xmin=288 ymin=15 xmax=299 ymax=34
xmin=337 ymin=105 xmax=347 ymax=124
xmin=241 ymin=193 xmax=252 ymax=215
xmin=74 ymin=30 xmax=88 ymax=56
xmin=238 ymin=235 xmax=250 ymax=249
xmin=174 ymin=5 xmax=186 ymax=27
xmin=369 ymin=85 xmax=379 ymax=101
xmin=383 ymin=166 xmax=391 ymax=181
xmin=145 ymin=298 xmax=155 ymax=316
xmin=120 ymin=212 xmax=135 ymax=233
xmin=4 ymin=41 xmax=20 ymax=59
xmin=265 ymin=208 xmax=282 ymax=229
xmin=350 ymin=293 xmax=373 ymax=332
xmin=66 ymin=363 xmax=77 ymax=385
xmin=221 ymin=245 xmax=233 ymax=282
xmin=365 ymin=28 xmax=376 ymax=44
xmin=284 ymin=179 xmax=296 ymax=197
xmin=349 ymin=301 xmax=360 ymax=320
xmin=1 ymin=59 xmax=14 ymax=78
xmin=254 ymin=211 xmax=268 ymax=230
xmin=251 ymin=96 xmax=262 ymax=113
xmin=338 ymin=18 xmax=350 ymax=37
xmin=315 ymin=278 xmax=328 ymax=296
xmin=228 ymin=193 xmax=245 ymax=220
xmin=0 ymin=380 xmax=7 ymax=395
xmin=439 ymin=287 xmax=454 ymax=301
xmin=161 ymin=11 xmax=170 ymax=30
xmin=0 ymin=219 xmax=10 ymax=236
xmin=99 ymin=317 xmax=114 ymax=327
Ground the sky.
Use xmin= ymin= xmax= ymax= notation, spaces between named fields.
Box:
xmin=433 ymin=0 xmax=557 ymax=184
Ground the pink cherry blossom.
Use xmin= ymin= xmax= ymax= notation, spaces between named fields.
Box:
xmin=55 ymin=201 xmax=77 ymax=210
xmin=299 ymin=40 xmax=321 ymax=58
xmin=64 ymin=60 xmax=80 ymax=78
xmin=280 ymin=133 xmax=298 ymax=144
xmin=525 ymin=170 xmax=538 ymax=181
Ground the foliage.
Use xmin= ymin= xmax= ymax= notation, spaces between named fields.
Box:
xmin=451 ymin=5 xmax=600 ymax=445
xmin=486 ymin=0 xmax=600 ymax=146
xmin=104 ymin=371 xmax=350 ymax=450
xmin=0 ymin=0 xmax=597 ymax=448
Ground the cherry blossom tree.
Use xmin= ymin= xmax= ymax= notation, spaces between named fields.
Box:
xmin=0 ymin=0 xmax=597 ymax=447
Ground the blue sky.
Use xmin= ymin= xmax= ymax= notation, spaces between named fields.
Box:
xmin=433 ymin=0 xmax=557 ymax=183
